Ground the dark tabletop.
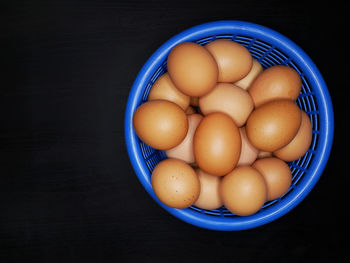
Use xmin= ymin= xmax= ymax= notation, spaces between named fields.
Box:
xmin=1 ymin=1 xmax=345 ymax=262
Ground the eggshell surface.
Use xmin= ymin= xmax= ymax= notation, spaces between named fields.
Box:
xmin=249 ymin=65 xmax=301 ymax=107
xmin=237 ymin=127 xmax=259 ymax=166
xmin=166 ymin=114 xmax=203 ymax=163
xmin=193 ymin=169 xmax=223 ymax=210
xmin=194 ymin=112 xmax=241 ymax=176
xmin=199 ymin=83 xmax=254 ymax=127
xmin=151 ymin=158 xmax=200 ymax=209
xmin=220 ymin=166 xmax=267 ymax=216
xmin=205 ymin=40 xmax=252 ymax=82
xmin=148 ymin=73 xmax=190 ymax=110
xmin=167 ymin=42 xmax=218 ymax=97
xmin=274 ymin=111 xmax=313 ymax=161
xmin=252 ymin=157 xmax=292 ymax=201
xmin=246 ymin=99 xmax=301 ymax=152
xmin=234 ymin=59 xmax=263 ymax=90
xmin=133 ymin=100 xmax=188 ymax=150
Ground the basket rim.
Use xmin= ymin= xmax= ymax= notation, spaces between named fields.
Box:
xmin=124 ymin=20 xmax=334 ymax=231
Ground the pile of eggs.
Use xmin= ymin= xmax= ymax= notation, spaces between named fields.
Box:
xmin=133 ymin=40 xmax=312 ymax=216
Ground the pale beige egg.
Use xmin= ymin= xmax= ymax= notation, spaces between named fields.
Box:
xmin=199 ymin=83 xmax=254 ymax=127
xmin=166 ymin=114 xmax=203 ymax=164
xmin=148 ymin=73 xmax=190 ymax=110
xmin=234 ymin=59 xmax=263 ymax=90
xmin=237 ymin=127 xmax=259 ymax=166
xmin=193 ymin=169 xmax=223 ymax=210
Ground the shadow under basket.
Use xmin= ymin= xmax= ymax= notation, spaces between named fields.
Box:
xmin=124 ymin=21 xmax=334 ymax=231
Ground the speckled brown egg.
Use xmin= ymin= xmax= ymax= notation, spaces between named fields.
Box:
xmin=148 ymin=73 xmax=190 ymax=110
xmin=151 ymin=158 xmax=200 ymax=209
xmin=133 ymin=100 xmax=188 ymax=150
xmin=199 ymin=83 xmax=254 ymax=127
xmin=166 ymin=113 xmax=203 ymax=164
xmin=248 ymin=65 xmax=302 ymax=107
xmin=205 ymin=40 xmax=253 ymax=82
xmin=274 ymin=111 xmax=313 ymax=161
xmin=246 ymin=99 xmax=301 ymax=152
xmin=193 ymin=169 xmax=223 ymax=210
xmin=194 ymin=112 xmax=241 ymax=176
xmin=252 ymin=157 xmax=292 ymax=201
xmin=167 ymin=42 xmax=218 ymax=97
xmin=220 ymin=166 xmax=267 ymax=216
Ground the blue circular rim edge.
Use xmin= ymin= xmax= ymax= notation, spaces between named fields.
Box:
xmin=124 ymin=20 xmax=334 ymax=231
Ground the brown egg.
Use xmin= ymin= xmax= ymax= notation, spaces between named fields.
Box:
xmin=199 ymin=83 xmax=254 ymax=127
xmin=148 ymin=73 xmax=190 ymax=110
xmin=234 ymin=59 xmax=263 ymax=90
xmin=190 ymin=96 xmax=199 ymax=107
xmin=246 ymin=99 xmax=301 ymax=152
xmin=133 ymin=100 xmax=188 ymax=150
xmin=194 ymin=112 xmax=241 ymax=176
xmin=185 ymin=106 xmax=196 ymax=114
xmin=167 ymin=42 xmax=218 ymax=97
xmin=220 ymin=166 xmax=267 ymax=216
xmin=193 ymin=169 xmax=223 ymax=210
xmin=237 ymin=127 xmax=259 ymax=166
xmin=252 ymin=157 xmax=292 ymax=201
xmin=248 ymin=65 xmax=302 ymax=107
xmin=274 ymin=111 xmax=313 ymax=161
xmin=151 ymin=158 xmax=200 ymax=209
xmin=166 ymin=114 xmax=203 ymax=163
xmin=258 ymin=151 xmax=273 ymax=159
xmin=205 ymin=40 xmax=253 ymax=82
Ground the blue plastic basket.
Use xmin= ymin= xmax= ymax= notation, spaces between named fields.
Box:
xmin=124 ymin=21 xmax=334 ymax=231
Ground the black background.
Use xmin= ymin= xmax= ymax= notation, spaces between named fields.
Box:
xmin=1 ymin=0 xmax=346 ymax=262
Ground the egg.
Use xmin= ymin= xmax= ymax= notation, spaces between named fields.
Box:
xmin=151 ymin=158 xmax=200 ymax=209
xmin=133 ymin=100 xmax=188 ymax=150
xmin=234 ymin=59 xmax=263 ymax=90
xmin=193 ymin=169 xmax=223 ymax=210
xmin=167 ymin=42 xmax=218 ymax=97
xmin=274 ymin=111 xmax=313 ymax=161
xmin=252 ymin=157 xmax=292 ymax=201
xmin=199 ymin=83 xmax=254 ymax=127
xmin=194 ymin=112 xmax=241 ymax=176
xmin=148 ymin=73 xmax=190 ymax=110
xmin=258 ymin=151 xmax=273 ymax=159
xmin=185 ymin=106 xmax=196 ymax=114
xmin=166 ymin=113 xmax=203 ymax=163
xmin=220 ymin=166 xmax=267 ymax=216
xmin=205 ymin=40 xmax=253 ymax=82
xmin=237 ymin=127 xmax=259 ymax=166
xmin=248 ymin=65 xmax=302 ymax=107
xmin=246 ymin=99 xmax=301 ymax=152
